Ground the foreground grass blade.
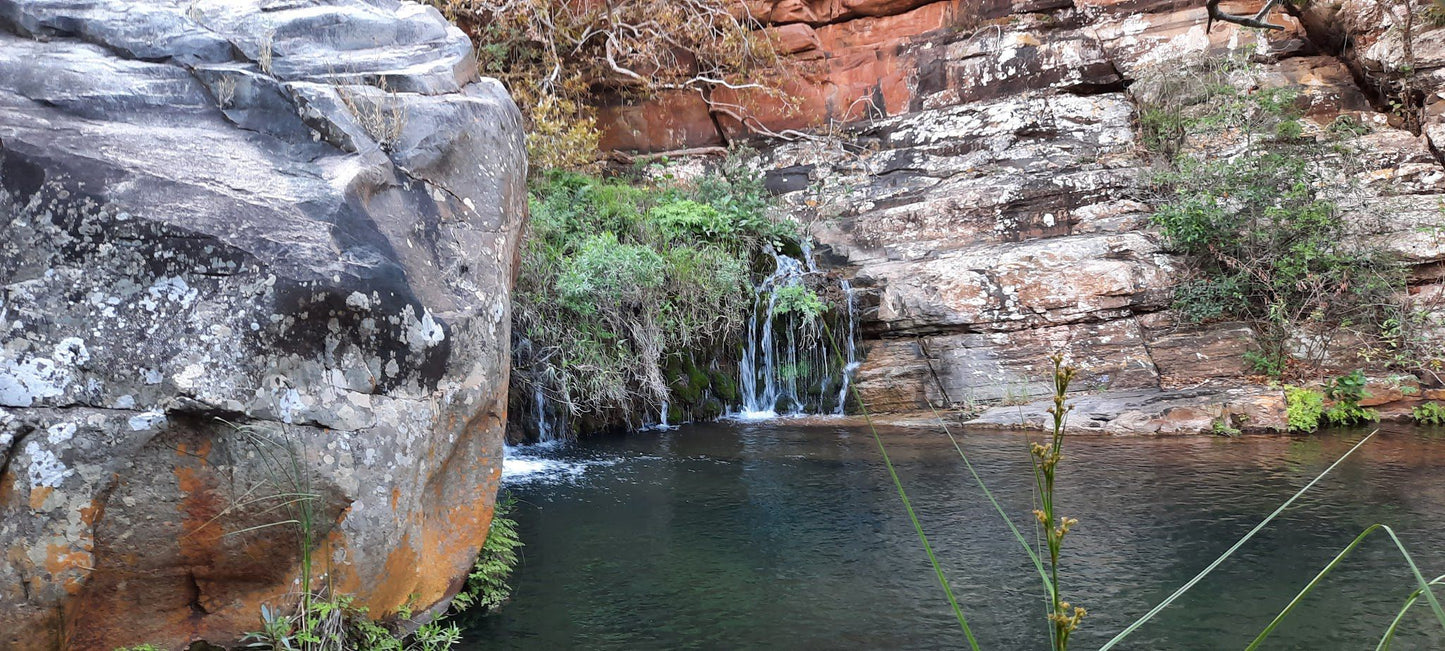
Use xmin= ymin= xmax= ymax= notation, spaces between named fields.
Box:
xmin=1097 ymin=430 xmax=1379 ymax=650
xmin=922 ymin=399 xmax=1055 ymax=597
xmin=1246 ymin=525 xmax=1445 ymax=649
xmin=1377 ymin=574 xmax=1445 ymax=650
xmin=822 ymin=322 xmax=980 ymax=650
xmin=858 ymin=397 xmax=981 ymax=650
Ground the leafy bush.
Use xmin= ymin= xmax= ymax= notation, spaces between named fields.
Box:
xmin=1144 ymin=59 xmax=1405 ymax=376
xmin=555 ymin=233 xmax=665 ymax=313
xmin=1413 ymin=401 xmax=1445 ymax=425
xmin=771 ymin=284 xmax=826 ymax=323
xmin=1244 ymin=350 xmax=1286 ymax=379
xmin=651 ymin=200 xmax=734 ymax=240
xmin=1323 ymin=370 xmax=1379 ymax=426
xmin=1285 ymin=385 xmax=1325 ymax=433
xmin=513 ymin=152 xmax=803 ymax=432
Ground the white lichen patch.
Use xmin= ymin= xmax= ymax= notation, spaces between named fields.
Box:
xmin=0 ymin=356 xmax=68 ymax=407
xmin=402 ymin=305 xmax=445 ymax=351
xmin=46 ymin=422 xmax=75 ymax=445
xmin=52 ymin=337 xmax=89 ymax=366
xmin=128 ymin=411 xmax=166 ymax=431
xmin=24 ymin=440 xmax=72 ymax=489
xmin=143 ymin=276 xmax=199 ymax=309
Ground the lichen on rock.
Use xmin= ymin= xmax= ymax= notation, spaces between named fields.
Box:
xmin=0 ymin=0 xmax=526 ymax=648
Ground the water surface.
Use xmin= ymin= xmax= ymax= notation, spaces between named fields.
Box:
xmin=462 ymin=422 xmax=1445 ymax=649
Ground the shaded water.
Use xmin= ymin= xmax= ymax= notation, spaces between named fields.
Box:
xmin=466 ymin=422 xmax=1445 ymax=649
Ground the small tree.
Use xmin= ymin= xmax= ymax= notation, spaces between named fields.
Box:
xmin=430 ymin=0 xmax=795 ymax=169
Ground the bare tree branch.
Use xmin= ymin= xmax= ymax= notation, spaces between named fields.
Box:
xmin=1205 ymin=0 xmax=1286 ymax=32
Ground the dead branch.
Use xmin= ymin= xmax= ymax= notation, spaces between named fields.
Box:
xmin=1205 ymin=0 xmax=1286 ymax=32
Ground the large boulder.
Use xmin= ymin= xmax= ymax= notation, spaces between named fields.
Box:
xmin=0 ymin=0 xmax=526 ymax=648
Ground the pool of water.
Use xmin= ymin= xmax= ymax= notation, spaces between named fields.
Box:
xmin=459 ymin=421 xmax=1445 ymax=649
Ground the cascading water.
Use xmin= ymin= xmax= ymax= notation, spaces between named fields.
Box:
xmin=737 ymin=250 xmax=858 ymax=419
xmin=738 ymin=252 xmax=800 ymax=417
xmin=835 ymin=280 xmax=859 ymax=415
xmin=532 ymin=379 xmax=556 ymax=444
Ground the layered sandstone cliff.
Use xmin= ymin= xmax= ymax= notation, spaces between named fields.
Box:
xmin=603 ymin=0 xmax=1445 ymax=433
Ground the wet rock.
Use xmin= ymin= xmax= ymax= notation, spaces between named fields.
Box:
xmin=965 ymin=385 xmax=1288 ymax=435
xmin=0 ymin=1 xmax=525 ymax=648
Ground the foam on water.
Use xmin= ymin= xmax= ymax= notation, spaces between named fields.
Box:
xmin=502 ymin=444 xmax=621 ymax=484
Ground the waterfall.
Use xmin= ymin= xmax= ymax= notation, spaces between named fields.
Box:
xmin=836 ymin=280 xmax=859 ymax=415
xmin=736 ymin=249 xmax=858 ymax=419
xmin=533 ymin=379 xmax=556 ymax=444
xmin=738 ymin=252 xmax=806 ymax=417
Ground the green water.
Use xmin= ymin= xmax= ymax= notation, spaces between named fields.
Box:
xmin=460 ymin=422 xmax=1445 ymax=649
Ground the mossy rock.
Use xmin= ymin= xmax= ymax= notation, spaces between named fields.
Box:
xmin=710 ymin=369 xmax=740 ymax=404
xmin=686 ymin=363 xmax=710 ymax=395
xmin=698 ymin=397 xmax=725 ymax=421
xmin=665 ymin=355 xmax=712 ymax=406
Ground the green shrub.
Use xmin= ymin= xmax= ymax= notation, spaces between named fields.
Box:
xmin=1144 ymin=58 xmax=1405 ymax=375
xmin=651 ymin=199 xmax=734 ymax=241
xmin=771 ymin=284 xmax=826 ymax=323
xmin=1151 ymin=134 xmax=1401 ymax=375
xmin=1323 ymin=370 xmax=1379 ymax=426
xmin=1413 ymin=401 xmax=1445 ymax=425
xmin=1244 ymin=350 xmax=1286 ymax=379
xmin=1172 ymin=275 xmax=1245 ymax=324
xmin=556 ymin=233 xmax=665 ymax=313
xmin=1285 ymin=385 xmax=1325 ymax=433
xmin=513 ymin=151 xmax=806 ymax=429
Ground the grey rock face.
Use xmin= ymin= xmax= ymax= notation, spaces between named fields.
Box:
xmin=0 ymin=1 xmax=526 ymax=648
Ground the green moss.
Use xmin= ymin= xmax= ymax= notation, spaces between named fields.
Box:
xmin=698 ymin=397 xmax=725 ymax=420
xmin=667 ymin=401 xmax=688 ymax=424
xmin=710 ymin=369 xmax=740 ymax=404
xmin=686 ymin=363 xmax=711 ymax=401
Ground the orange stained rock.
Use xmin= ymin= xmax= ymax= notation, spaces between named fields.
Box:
xmin=28 ymin=485 xmax=53 ymax=511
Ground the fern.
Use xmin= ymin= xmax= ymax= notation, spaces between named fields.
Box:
xmin=453 ymin=496 xmax=523 ymax=613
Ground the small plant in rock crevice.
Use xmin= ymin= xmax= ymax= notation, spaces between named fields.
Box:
xmin=337 ymin=79 xmax=408 ymax=153
xmin=1323 ymin=370 xmax=1380 ymax=427
xmin=770 ymin=284 xmax=826 ymax=324
xmin=452 ymin=496 xmax=523 ymax=613
xmin=1412 ymin=401 xmax=1445 ymax=425
xmin=1212 ymin=418 xmax=1242 ymax=437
